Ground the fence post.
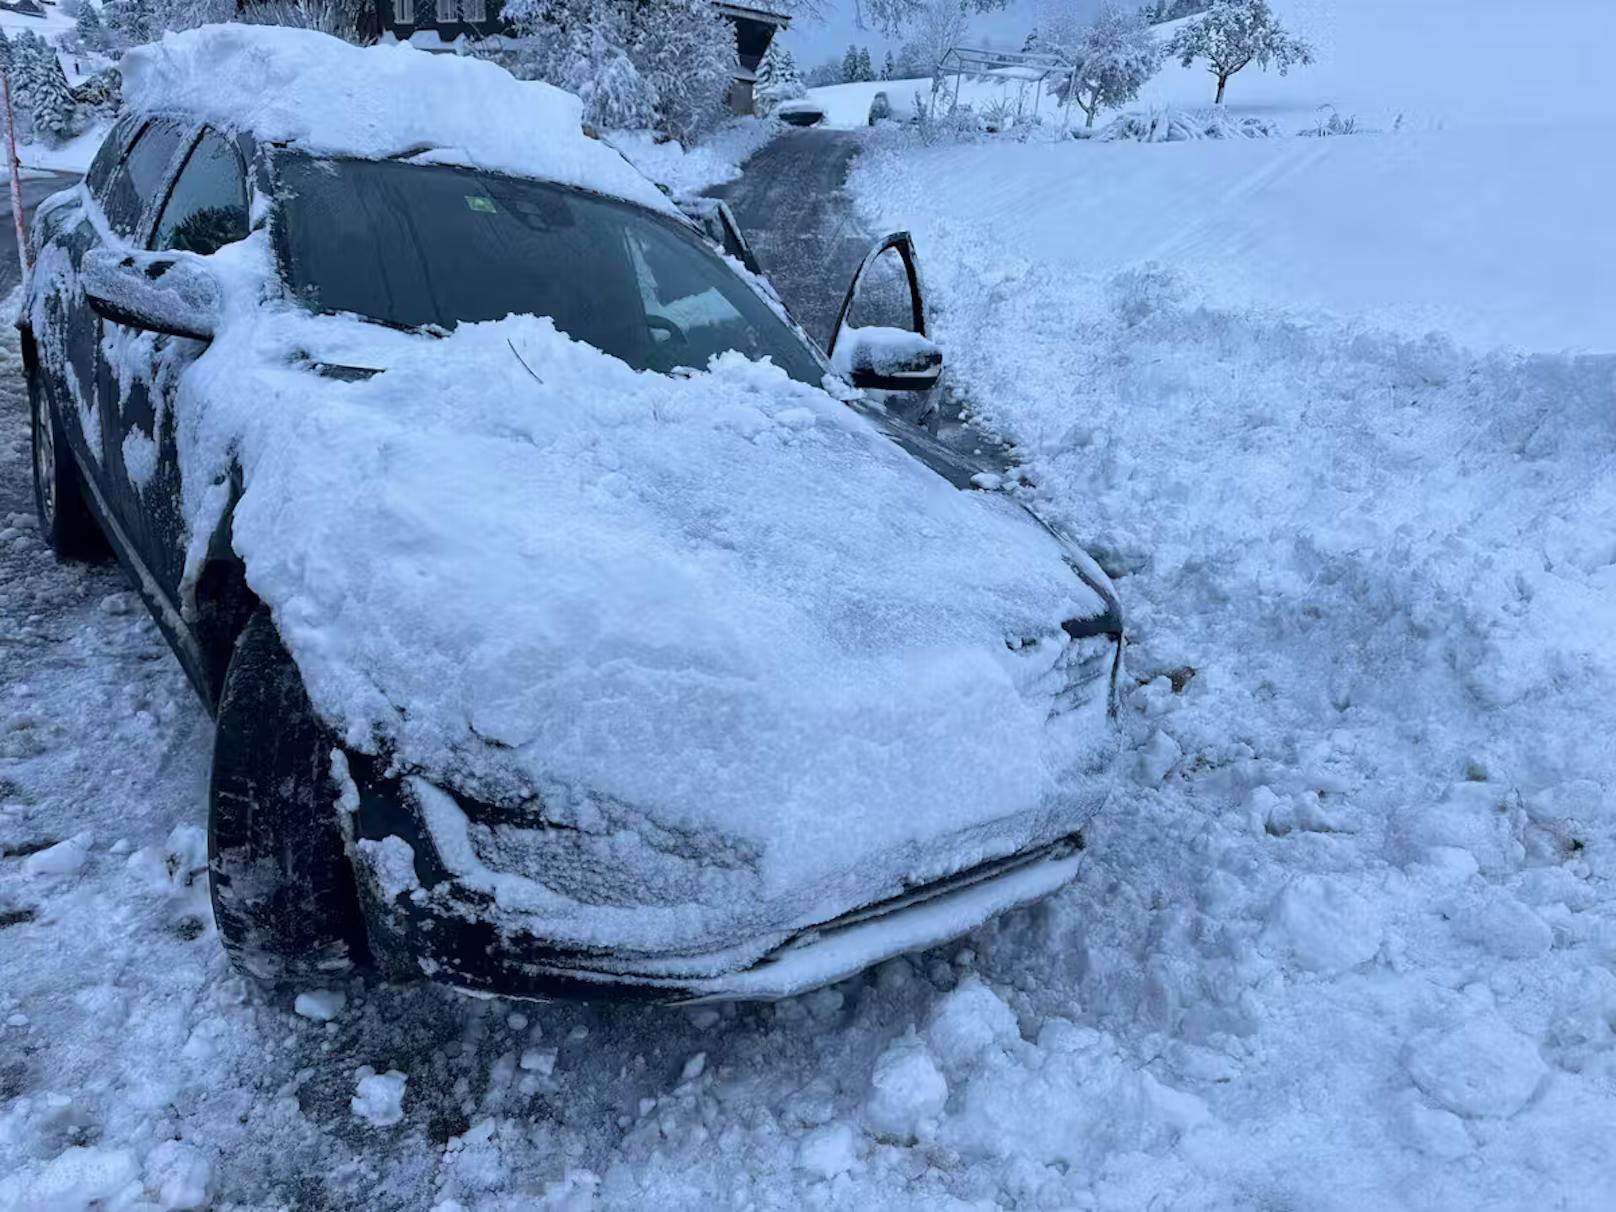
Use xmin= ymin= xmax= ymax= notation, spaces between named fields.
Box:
xmin=2 ymin=70 xmax=29 ymax=281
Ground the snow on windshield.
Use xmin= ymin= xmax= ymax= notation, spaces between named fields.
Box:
xmin=118 ymin=24 xmax=674 ymax=215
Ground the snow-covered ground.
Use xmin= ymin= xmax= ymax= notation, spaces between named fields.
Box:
xmin=2 ymin=4 xmax=1614 ymax=1208
xmin=605 ymin=117 xmax=779 ymax=198
xmin=832 ymin=0 xmax=1616 ymax=1204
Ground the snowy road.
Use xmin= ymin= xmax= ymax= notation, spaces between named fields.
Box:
xmin=707 ymin=128 xmax=869 ymax=352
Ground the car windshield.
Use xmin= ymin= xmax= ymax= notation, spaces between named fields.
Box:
xmin=270 ymin=153 xmax=827 ymax=386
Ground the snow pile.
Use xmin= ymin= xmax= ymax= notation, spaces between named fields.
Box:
xmin=841 ymin=0 xmax=1616 ymax=1194
xmin=166 ymin=259 xmax=1113 ymax=951
xmin=119 ymin=25 xmax=673 ymax=215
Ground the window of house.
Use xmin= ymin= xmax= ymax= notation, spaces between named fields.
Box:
xmin=153 ymin=130 xmax=249 ymax=257
xmin=462 ymin=0 xmax=485 ymax=21
xmin=435 ymin=0 xmax=455 ymax=22
xmin=395 ymin=0 xmax=415 ymax=24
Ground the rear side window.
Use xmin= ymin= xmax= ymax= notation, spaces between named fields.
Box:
xmin=153 ymin=130 xmax=249 ymax=256
xmin=101 ymin=119 xmax=188 ymax=237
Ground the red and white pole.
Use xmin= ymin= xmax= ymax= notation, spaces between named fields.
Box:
xmin=2 ymin=70 xmax=29 ymax=280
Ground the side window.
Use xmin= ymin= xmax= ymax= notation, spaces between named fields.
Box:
xmin=84 ymin=118 xmax=136 ymax=202
xmin=101 ymin=119 xmax=188 ymax=237
xmin=153 ymin=130 xmax=249 ymax=257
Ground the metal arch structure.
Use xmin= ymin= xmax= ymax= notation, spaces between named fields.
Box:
xmin=929 ymin=45 xmax=1077 ymax=127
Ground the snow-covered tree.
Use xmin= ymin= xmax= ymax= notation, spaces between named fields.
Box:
xmin=754 ymin=40 xmax=804 ymax=116
xmin=499 ymin=0 xmax=735 ymax=143
xmin=882 ymin=49 xmax=895 ymax=79
xmin=101 ymin=0 xmax=156 ymax=47
xmin=1047 ymin=3 xmax=1162 ymax=127
xmin=798 ymin=0 xmax=1007 ymax=38
xmin=1166 ymin=0 xmax=1313 ymax=104
xmin=897 ymin=0 xmax=969 ymax=79
xmin=70 ymin=4 xmax=113 ymax=55
xmin=10 ymin=33 xmax=84 ymax=148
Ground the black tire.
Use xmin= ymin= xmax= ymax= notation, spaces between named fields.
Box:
xmin=27 ymin=355 xmax=106 ymax=560
xmin=209 ymin=608 xmax=370 ymax=985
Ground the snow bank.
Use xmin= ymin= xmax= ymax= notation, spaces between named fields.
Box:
xmin=119 ymin=25 xmax=673 ymax=214
xmin=606 ymin=117 xmax=778 ymax=198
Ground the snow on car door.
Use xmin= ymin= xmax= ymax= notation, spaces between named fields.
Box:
xmin=93 ymin=116 xmax=194 ymax=587
xmin=126 ymin=127 xmax=251 ymax=606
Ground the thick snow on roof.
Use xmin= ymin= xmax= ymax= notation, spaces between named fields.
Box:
xmin=119 ymin=25 xmax=674 ymax=213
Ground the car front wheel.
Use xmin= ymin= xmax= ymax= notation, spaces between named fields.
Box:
xmin=28 ymin=365 xmax=105 ymax=559
xmin=209 ymin=608 xmax=370 ymax=985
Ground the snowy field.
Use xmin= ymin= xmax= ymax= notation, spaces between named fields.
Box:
xmin=1 ymin=4 xmax=1614 ymax=1210
xmin=838 ymin=0 xmax=1616 ymax=1204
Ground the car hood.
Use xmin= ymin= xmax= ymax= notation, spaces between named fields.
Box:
xmin=173 ymin=306 xmax=1119 ymax=957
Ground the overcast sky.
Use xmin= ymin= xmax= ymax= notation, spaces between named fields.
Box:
xmin=776 ymin=0 xmax=1051 ymax=70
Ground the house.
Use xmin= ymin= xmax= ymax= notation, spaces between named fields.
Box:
xmin=715 ymin=3 xmax=790 ymax=115
xmin=367 ymin=1 xmax=790 ymax=116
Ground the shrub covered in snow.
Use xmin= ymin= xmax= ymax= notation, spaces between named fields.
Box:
xmin=1093 ymin=105 xmax=1279 ymax=141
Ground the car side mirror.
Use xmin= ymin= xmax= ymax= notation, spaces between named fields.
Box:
xmin=832 ymin=325 xmax=943 ymax=392
xmin=82 ymin=247 xmax=221 ymax=341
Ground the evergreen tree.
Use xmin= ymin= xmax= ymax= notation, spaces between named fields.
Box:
xmin=882 ymin=49 xmax=895 ymax=79
xmin=754 ymin=40 xmax=803 ymax=115
xmin=0 ymin=28 xmax=13 ymax=76
xmin=102 ymin=0 xmax=155 ymax=48
xmin=856 ymin=46 xmax=875 ymax=81
xmin=74 ymin=4 xmax=111 ymax=54
xmin=19 ymin=34 xmax=84 ymax=147
xmin=841 ymin=43 xmax=861 ymax=82
xmin=1165 ymin=0 xmax=1313 ymax=104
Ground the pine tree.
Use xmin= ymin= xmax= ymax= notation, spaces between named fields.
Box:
xmin=882 ymin=49 xmax=895 ymax=79
xmin=23 ymin=36 xmax=84 ymax=147
xmin=1165 ymin=0 xmax=1312 ymax=104
xmin=102 ymin=0 xmax=155 ymax=48
xmin=0 ymin=28 xmax=13 ymax=76
xmin=74 ymin=4 xmax=111 ymax=54
xmin=841 ymin=44 xmax=861 ymax=83
xmin=755 ymin=40 xmax=803 ymax=115
xmin=856 ymin=46 xmax=875 ymax=81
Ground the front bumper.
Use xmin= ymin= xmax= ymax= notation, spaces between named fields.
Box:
xmin=348 ymin=768 xmax=1086 ymax=1003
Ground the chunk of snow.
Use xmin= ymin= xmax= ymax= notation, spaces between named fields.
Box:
xmin=795 ymin=1121 xmax=858 ymax=1179
xmin=864 ymin=1041 xmax=947 ymax=1142
xmin=350 ymin=1068 xmax=408 ymax=1127
xmin=355 ymin=835 xmax=421 ymax=903
xmin=925 ymin=977 xmax=1020 ymax=1073
xmin=17 ymin=1146 xmax=140 ymax=1208
xmin=1261 ymin=875 xmax=1382 ymax=974
xmin=23 ymin=830 xmax=92 ymax=876
xmin=143 ymin=1140 xmax=215 ymax=1212
xmin=1403 ymin=1016 xmax=1547 ymax=1119
xmin=293 ymin=990 xmax=347 ymax=1022
xmin=520 ymin=1047 xmax=557 ymax=1077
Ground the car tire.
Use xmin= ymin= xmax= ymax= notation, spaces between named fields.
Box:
xmin=28 ymin=362 xmax=106 ymax=560
xmin=208 ymin=608 xmax=370 ymax=985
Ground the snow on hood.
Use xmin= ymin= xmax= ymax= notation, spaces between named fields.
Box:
xmin=120 ymin=25 xmax=674 ymax=216
xmin=168 ymin=241 xmax=1115 ymax=949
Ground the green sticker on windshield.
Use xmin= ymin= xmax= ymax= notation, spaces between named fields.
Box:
xmin=465 ymin=195 xmax=497 ymax=214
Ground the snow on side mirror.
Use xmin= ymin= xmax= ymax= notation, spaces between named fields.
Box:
xmin=83 ymin=247 xmax=221 ymax=342
xmin=832 ymin=325 xmax=943 ymax=393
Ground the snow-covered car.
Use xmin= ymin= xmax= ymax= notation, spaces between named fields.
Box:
xmin=20 ymin=27 xmax=1124 ymax=1002
xmin=775 ymin=98 xmax=827 ymax=127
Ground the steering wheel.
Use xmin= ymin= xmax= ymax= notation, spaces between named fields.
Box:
xmin=644 ymin=314 xmax=688 ymax=346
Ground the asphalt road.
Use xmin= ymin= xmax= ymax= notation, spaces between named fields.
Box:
xmin=708 ymin=129 xmax=872 ymax=352
xmin=0 ymin=171 xmax=79 ymax=296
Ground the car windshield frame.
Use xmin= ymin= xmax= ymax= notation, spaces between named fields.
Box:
xmin=265 ymin=150 xmax=833 ymax=387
